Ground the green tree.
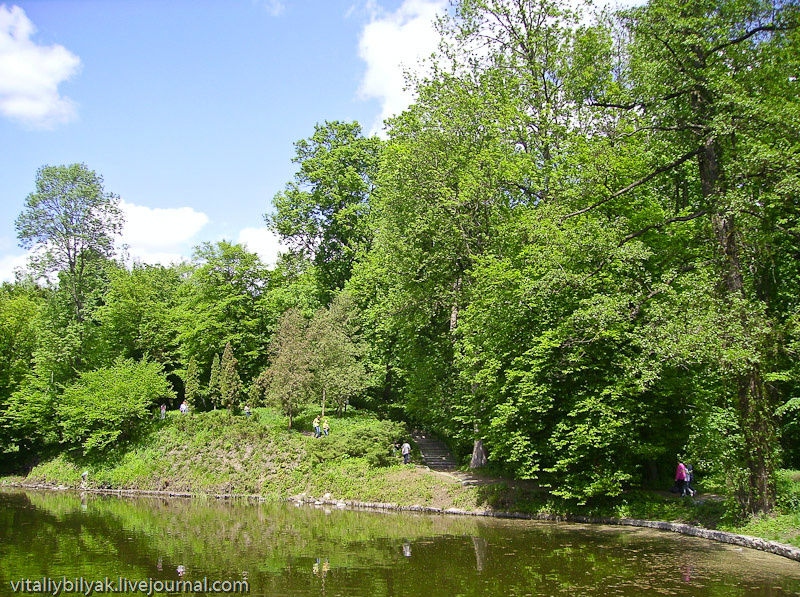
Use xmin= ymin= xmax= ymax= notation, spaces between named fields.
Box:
xmin=56 ymin=358 xmax=175 ymax=454
xmin=219 ymin=342 xmax=243 ymax=412
xmin=97 ymin=263 xmax=183 ymax=369
xmin=267 ymin=121 xmax=383 ymax=298
xmin=183 ymin=356 xmax=201 ymax=410
xmin=257 ymin=308 xmax=314 ymax=428
xmin=208 ymin=353 xmax=221 ymax=409
xmin=15 ymin=164 xmax=123 ymax=325
xmin=584 ymin=0 xmax=800 ymax=512
xmin=177 ymin=241 xmax=272 ymax=383
xmin=308 ymin=293 xmax=368 ymax=415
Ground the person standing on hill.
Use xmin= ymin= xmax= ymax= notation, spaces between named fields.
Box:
xmin=401 ymin=441 xmax=411 ymax=464
xmin=313 ymin=415 xmax=321 ymax=438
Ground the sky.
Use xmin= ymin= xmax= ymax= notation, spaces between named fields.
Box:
xmin=0 ymin=0 xmax=637 ymax=282
xmin=0 ymin=0 xmax=450 ymax=280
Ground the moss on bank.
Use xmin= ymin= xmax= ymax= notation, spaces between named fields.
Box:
xmin=3 ymin=408 xmax=799 ymax=548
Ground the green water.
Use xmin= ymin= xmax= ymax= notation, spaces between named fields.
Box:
xmin=1 ymin=489 xmax=798 ymax=596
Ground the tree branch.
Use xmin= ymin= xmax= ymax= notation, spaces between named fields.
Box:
xmin=562 ymin=148 xmax=700 ymax=221
xmin=580 ymin=209 xmax=708 ymax=283
xmin=630 ymin=259 xmax=715 ymax=319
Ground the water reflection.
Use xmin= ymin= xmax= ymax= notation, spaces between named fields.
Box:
xmin=0 ymin=488 xmax=798 ymax=596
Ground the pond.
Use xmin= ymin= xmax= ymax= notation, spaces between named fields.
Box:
xmin=1 ymin=488 xmax=798 ymax=596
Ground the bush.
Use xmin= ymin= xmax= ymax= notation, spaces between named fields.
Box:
xmin=57 ymin=358 xmax=175 ymax=454
xmin=776 ymin=469 xmax=800 ymax=512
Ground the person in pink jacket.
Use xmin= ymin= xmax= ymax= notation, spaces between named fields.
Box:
xmin=675 ymin=461 xmax=689 ymax=497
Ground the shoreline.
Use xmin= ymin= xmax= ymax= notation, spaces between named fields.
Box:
xmin=5 ymin=480 xmax=800 ymax=563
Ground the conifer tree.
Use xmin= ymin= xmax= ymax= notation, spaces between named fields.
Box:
xmin=208 ymin=352 xmax=221 ymax=409
xmin=184 ymin=356 xmax=201 ymax=410
xmin=219 ymin=341 xmax=242 ymax=412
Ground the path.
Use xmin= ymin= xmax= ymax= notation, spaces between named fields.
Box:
xmin=410 ymin=431 xmax=481 ymax=486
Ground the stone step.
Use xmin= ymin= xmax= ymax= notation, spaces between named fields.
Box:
xmin=411 ymin=431 xmax=459 ymax=471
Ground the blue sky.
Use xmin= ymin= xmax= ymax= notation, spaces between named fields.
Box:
xmin=0 ymin=0 xmax=448 ymax=279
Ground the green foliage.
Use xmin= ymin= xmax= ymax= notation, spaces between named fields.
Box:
xmin=3 ymin=372 xmax=60 ymax=449
xmin=96 ymin=263 xmax=182 ymax=369
xmin=56 ymin=358 xmax=175 ymax=454
xmin=208 ymin=352 xmax=221 ymax=409
xmin=268 ymin=121 xmax=383 ymax=298
xmin=15 ymin=163 xmax=123 ymax=324
xmin=183 ymin=356 xmax=201 ymax=410
xmin=176 ymin=241 xmax=273 ymax=383
xmin=219 ymin=342 xmax=242 ymax=412
xmin=258 ymin=308 xmax=314 ymax=427
xmin=307 ymin=293 xmax=368 ymax=414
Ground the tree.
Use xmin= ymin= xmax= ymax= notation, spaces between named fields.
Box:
xmin=267 ymin=121 xmax=383 ymax=298
xmin=219 ymin=342 xmax=243 ymax=412
xmin=15 ymin=164 xmax=124 ymax=324
xmin=208 ymin=353 xmax=221 ymax=409
xmin=183 ymin=356 xmax=201 ymax=410
xmin=57 ymin=358 xmax=175 ymax=454
xmin=97 ymin=263 xmax=183 ymax=370
xmin=307 ymin=293 xmax=368 ymax=415
xmin=585 ymin=0 xmax=800 ymax=512
xmin=257 ymin=308 xmax=314 ymax=428
xmin=177 ymin=241 xmax=272 ymax=383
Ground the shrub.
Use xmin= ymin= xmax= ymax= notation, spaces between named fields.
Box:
xmin=57 ymin=358 xmax=175 ymax=454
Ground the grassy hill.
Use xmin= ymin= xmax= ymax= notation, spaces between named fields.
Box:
xmin=10 ymin=408 xmax=479 ymax=508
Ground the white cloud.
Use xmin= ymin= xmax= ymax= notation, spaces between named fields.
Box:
xmin=119 ymin=200 xmax=209 ymax=265
xmin=0 ymin=5 xmax=81 ymax=128
xmin=357 ymin=0 xmax=447 ymax=135
xmin=237 ymin=226 xmax=284 ymax=267
xmin=0 ymin=251 xmax=30 ymax=282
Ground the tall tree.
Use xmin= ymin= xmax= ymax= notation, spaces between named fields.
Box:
xmin=208 ymin=353 xmax=221 ymax=409
xmin=177 ymin=241 xmax=272 ymax=383
xmin=257 ymin=308 xmax=314 ymax=428
xmin=307 ymin=293 xmax=368 ymax=415
xmin=267 ymin=121 xmax=382 ymax=299
xmin=183 ymin=356 xmax=201 ymax=410
xmin=15 ymin=163 xmax=124 ymax=324
xmin=584 ymin=0 xmax=800 ymax=512
xmin=219 ymin=341 xmax=243 ymax=412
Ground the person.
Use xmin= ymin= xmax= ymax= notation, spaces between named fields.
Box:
xmin=685 ymin=463 xmax=696 ymax=496
xmin=322 ymin=418 xmax=330 ymax=437
xmin=244 ymin=404 xmax=251 ymax=417
xmin=313 ymin=415 xmax=321 ymax=438
xmin=179 ymin=400 xmax=189 ymax=415
xmin=675 ymin=461 xmax=688 ymax=496
xmin=401 ymin=441 xmax=412 ymax=464
xmin=160 ymin=404 xmax=166 ymax=419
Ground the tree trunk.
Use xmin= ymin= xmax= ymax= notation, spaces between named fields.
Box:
xmin=470 ymin=439 xmax=488 ymax=469
xmin=703 ymin=138 xmax=777 ymax=513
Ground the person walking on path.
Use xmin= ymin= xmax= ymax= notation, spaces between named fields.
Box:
xmin=179 ymin=400 xmax=189 ymax=415
xmin=244 ymin=404 xmax=251 ymax=417
xmin=675 ymin=461 xmax=689 ymax=497
xmin=322 ymin=418 xmax=330 ymax=437
xmin=401 ymin=441 xmax=412 ymax=464
xmin=160 ymin=404 xmax=166 ymax=419
xmin=313 ymin=415 xmax=321 ymax=438
xmin=685 ymin=464 xmax=696 ymax=496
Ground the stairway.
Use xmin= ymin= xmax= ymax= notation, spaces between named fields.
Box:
xmin=411 ymin=431 xmax=458 ymax=471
